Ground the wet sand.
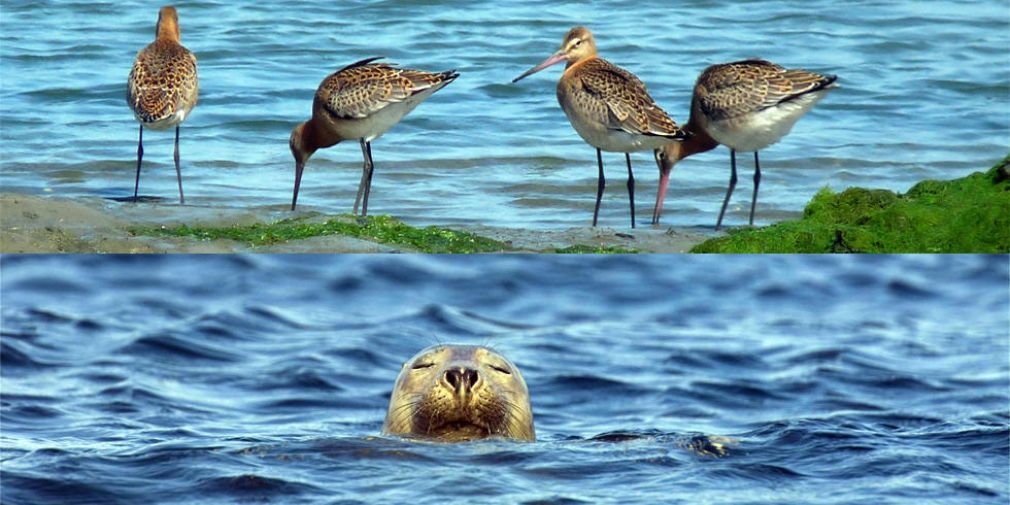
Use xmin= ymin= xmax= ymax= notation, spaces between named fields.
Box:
xmin=0 ymin=193 xmax=712 ymax=253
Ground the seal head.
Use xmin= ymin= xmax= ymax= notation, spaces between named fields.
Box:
xmin=382 ymin=344 xmax=535 ymax=442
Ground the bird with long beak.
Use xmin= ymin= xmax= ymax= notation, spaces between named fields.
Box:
xmin=512 ymin=27 xmax=688 ymax=228
xmin=127 ymin=6 xmax=199 ymax=204
xmin=289 ymin=57 xmax=458 ymax=213
xmin=652 ymin=59 xmax=837 ymax=229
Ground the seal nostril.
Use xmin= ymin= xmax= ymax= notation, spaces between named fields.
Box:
xmin=445 ymin=368 xmax=461 ymax=389
xmin=463 ymin=368 xmax=478 ymax=389
xmin=445 ymin=367 xmax=479 ymax=392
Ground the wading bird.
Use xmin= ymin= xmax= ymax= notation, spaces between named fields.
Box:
xmin=512 ymin=27 xmax=688 ymax=228
xmin=127 ymin=6 xmax=199 ymax=204
xmin=652 ymin=59 xmax=837 ymax=228
xmin=289 ymin=57 xmax=458 ymax=214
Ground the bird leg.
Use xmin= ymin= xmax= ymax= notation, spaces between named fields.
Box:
xmin=363 ymin=140 xmax=376 ymax=217
xmin=353 ymin=139 xmax=370 ymax=215
xmin=357 ymin=140 xmax=376 ymax=218
xmin=715 ymin=150 xmax=739 ymax=231
xmin=174 ymin=125 xmax=185 ymax=204
xmin=133 ymin=125 xmax=144 ymax=203
xmin=749 ymin=152 xmax=761 ymax=226
xmin=592 ymin=148 xmax=605 ymax=227
xmin=625 ymin=153 xmax=636 ymax=229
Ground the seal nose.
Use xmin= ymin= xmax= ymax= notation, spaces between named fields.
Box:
xmin=445 ymin=367 xmax=479 ymax=393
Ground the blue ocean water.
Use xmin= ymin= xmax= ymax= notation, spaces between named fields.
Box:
xmin=1 ymin=254 xmax=1008 ymax=504
xmin=0 ymin=1 xmax=1007 ymax=229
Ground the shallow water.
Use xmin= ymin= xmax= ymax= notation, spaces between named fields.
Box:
xmin=1 ymin=254 xmax=1008 ymax=504
xmin=1 ymin=1 xmax=1007 ymax=229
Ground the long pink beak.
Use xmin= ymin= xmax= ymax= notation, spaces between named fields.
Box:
xmin=512 ymin=51 xmax=567 ymax=83
xmin=652 ymin=165 xmax=672 ymax=225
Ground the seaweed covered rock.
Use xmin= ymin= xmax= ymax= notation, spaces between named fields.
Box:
xmin=692 ymin=154 xmax=1010 ymax=253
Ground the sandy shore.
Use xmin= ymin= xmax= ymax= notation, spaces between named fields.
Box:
xmin=0 ymin=193 xmax=712 ymax=253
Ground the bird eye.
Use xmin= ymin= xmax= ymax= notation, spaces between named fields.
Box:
xmin=412 ymin=362 xmax=434 ymax=370
xmin=491 ymin=364 xmax=511 ymax=375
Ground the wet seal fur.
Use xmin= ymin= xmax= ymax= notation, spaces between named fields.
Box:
xmin=382 ymin=344 xmax=535 ymax=442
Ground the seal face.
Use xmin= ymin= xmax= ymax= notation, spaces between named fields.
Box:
xmin=382 ymin=344 xmax=535 ymax=442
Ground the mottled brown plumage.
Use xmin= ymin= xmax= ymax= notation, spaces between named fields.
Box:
xmin=693 ymin=59 xmax=833 ymax=123
xmin=289 ymin=57 xmax=458 ymax=213
xmin=652 ymin=59 xmax=837 ymax=228
xmin=316 ymin=57 xmax=456 ymax=121
xmin=126 ymin=6 xmax=199 ymax=204
xmin=127 ymin=7 xmax=198 ymax=129
xmin=557 ymin=54 xmax=686 ymax=143
xmin=513 ymin=26 xmax=687 ymax=228
xmin=315 ymin=56 xmax=458 ymax=120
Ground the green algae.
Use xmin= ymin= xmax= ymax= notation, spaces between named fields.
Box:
xmin=691 ymin=154 xmax=1010 ymax=253
xmin=133 ymin=215 xmax=513 ymax=254
xmin=131 ymin=215 xmax=637 ymax=254
xmin=553 ymin=244 xmax=638 ymax=254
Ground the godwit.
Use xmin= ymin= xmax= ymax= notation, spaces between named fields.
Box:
xmin=289 ymin=57 xmax=458 ymax=213
xmin=652 ymin=59 xmax=837 ymax=229
xmin=126 ymin=6 xmax=199 ymax=204
xmin=512 ymin=26 xmax=688 ymax=228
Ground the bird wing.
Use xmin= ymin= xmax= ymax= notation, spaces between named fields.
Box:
xmin=127 ymin=40 xmax=198 ymax=123
xmin=576 ymin=58 xmax=685 ymax=139
xmin=697 ymin=59 xmax=834 ymax=121
xmin=317 ymin=58 xmax=458 ymax=119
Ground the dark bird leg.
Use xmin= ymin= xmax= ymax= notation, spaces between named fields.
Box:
xmin=749 ymin=151 xmax=761 ymax=226
xmin=592 ymin=148 xmax=605 ymax=227
xmin=353 ymin=139 xmax=369 ymax=215
xmin=625 ymin=153 xmax=636 ymax=229
xmin=360 ymin=140 xmax=376 ymax=218
xmin=174 ymin=125 xmax=185 ymax=204
xmin=133 ymin=125 xmax=144 ymax=203
xmin=715 ymin=149 xmax=739 ymax=231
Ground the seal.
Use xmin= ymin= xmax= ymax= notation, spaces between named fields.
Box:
xmin=382 ymin=344 xmax=535 ymax=442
